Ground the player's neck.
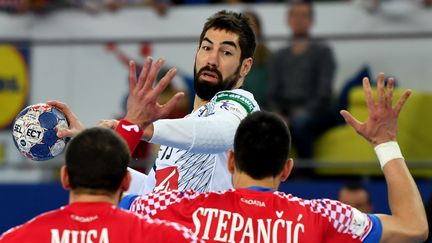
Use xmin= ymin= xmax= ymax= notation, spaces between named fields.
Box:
xmin=69 ymin=192 xmax=120 ymax=205
xmin=232 ymin=172 xmax=280 ymax=191
xmin=193 ymin=96 xmax=209 ymax=111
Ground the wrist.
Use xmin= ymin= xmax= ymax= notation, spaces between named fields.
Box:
xmin=123 ymin=115 xmax=151 ymax=131
xmin=374 ymin=141 xmax=404 ymax=169
xmin=115 ymin=119 xmax=144 ymax=152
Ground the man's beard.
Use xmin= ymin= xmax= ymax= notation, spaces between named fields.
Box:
xmin=193 ymin=64 xmax=241 ymax=101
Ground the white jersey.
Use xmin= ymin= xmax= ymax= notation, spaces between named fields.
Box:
xmin=143 ymin=89 xmax=259 ymax=194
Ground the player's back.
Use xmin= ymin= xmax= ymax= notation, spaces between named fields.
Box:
xmin=0 ymin=202 xmax=199 ymax=243
xmin=128 ymin=188 xmax=381 ymax=243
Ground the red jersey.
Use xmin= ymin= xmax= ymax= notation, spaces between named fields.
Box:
xmin=0 ymin=202 xmax=201 ymax=243
xmin=121 ymin=188 xmax=382 ymax=243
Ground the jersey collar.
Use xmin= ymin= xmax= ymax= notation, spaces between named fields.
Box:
xmin=247 ymin=186 xmax=274 ymax=192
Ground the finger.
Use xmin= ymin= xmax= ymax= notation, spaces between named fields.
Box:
xmin=377 ymin=72 xmax=385 ymax=106
xmin=153 ymin=67 xmax=177 ymax=97
xmin=161 ymin=92 xmax=185 ymax=117
xmin=47 ymin=100 xmax=77 ymax=123
xmin=97 ymin=120 xmax=119 ymax=129
xmin=362 ymin=77 xmax=374 ymax=109
xmin=96 ymin=120 xmax=111 ymax=128
xmin=394 ymin=89 xmax=412 ymax=115
xmin=340 ymin=110 xmax=362 ymax=132
xmin=47 ymin=100 xmax=65 ymax=109
xmin=57 ymin=128 xmax=76 ymax=138
xmin=137 ymin=56 xmax=153 ymax=91
xmin=385 ymin=77 xmax=395 ymax=109
xmin=129 ymin=60 xmax=137 ymax=94
xmin=143 ymin=58 xmax=165 ymax=92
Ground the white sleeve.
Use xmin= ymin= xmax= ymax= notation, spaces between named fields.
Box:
xmin=149 ymin=89 xmax=259 ymax=154
xmin=125 ymin=167 xmax=151 ymax=195
xmin=149 ymin=113 xmax=240 ymax=154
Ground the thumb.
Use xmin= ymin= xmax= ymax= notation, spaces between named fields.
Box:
xmin=57 ymin=129 xmax=75 ymax=138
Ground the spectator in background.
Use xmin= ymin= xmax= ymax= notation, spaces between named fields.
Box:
xmin=70 ymin=0 xmax=170 ymax=15
xmin=268 ymin=0 xmax=336 ymax=159
xmin=0 ymin=0 xmax=68 ymax=14
xmin=242 ymin=10 xmax=272 ymax=110
xmin=338 ymin=181 xmax=374 ymax=214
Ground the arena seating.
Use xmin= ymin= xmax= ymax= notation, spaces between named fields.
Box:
xmin=315 ymin=87 xmax=432 ymax=177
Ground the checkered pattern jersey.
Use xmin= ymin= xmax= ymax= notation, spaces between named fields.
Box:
xmin=0 ymin=202 xmax=203 ymax=243
xmin=129 ymin=189 xmax=379 ymax=243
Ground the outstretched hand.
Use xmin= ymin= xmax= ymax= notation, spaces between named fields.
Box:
xmin=124 ymin=57 xmax=184 ymax=129
xmin=47 ymin=100 xmax=85 ymax=138
xmin=340 ymin=73 xmax=411 ymax=146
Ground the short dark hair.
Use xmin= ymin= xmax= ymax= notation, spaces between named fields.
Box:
xmin=234 ymin=111 xmax=291 ymax=179
xmin=65 ymin=127 xmax=130 ymax=194
xmin=199 ymin=10 xmax=256 ymax=62
xmin=341 ymin=181 xmax=368 ymax=192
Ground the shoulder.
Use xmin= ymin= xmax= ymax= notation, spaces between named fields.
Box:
xmin=297 ymin=196 xmax=374 ymax=240
xmin=121 ymin=210 xmax=201 ymax=242
xmin=211 ymin=89 xmax=260 ymax=114
xmin=141 ymin=218 xmax=202 ymax=242
xmin=0 ymin=209 xmax=61 ymax=241
xmin=130 ymin=189 xmax=203 ymax=215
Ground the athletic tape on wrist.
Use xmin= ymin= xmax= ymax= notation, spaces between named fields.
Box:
xmin=115 ymin=119 xmax=143 ymax=153
xmin=374 ymin=141 xmax=404 ymax=169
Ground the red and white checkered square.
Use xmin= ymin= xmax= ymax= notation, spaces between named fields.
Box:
xmin=130 ymin=189 xmax=202 ymax=216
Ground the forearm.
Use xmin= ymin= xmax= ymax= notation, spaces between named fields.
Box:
xmin=149 ymin=114 xmax=240 ymax=153
xmin=380 ymin=158 xmax=428 ymax=241
xmin=376 ymin=142 xmax=428 ymax=242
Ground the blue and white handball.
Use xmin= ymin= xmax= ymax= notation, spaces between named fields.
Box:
xmin=12 ymin=103 xmax=69 ymax=161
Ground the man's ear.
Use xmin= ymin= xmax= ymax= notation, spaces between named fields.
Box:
xmin=120 ymin=171 xmax=131 ymax=192
xmin=227 ymin=150 xmax=236 ymax=175
xmin=280 ymin=159 xmax=294 ymax=182
xmin=60 ymin=166 xmax=71 ymax=190
xmin=240 ymin=57 xmax=253 ymax=78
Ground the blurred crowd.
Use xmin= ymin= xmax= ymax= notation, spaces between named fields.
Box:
xmin=1 ymin=0 xmax=431 ymax=161
xmin=0 ymin=0 xmax=349 ymax=15
xmin=0 ymin=0 xmax=271 ymax=15
xmin=0 ymin=0 xmax=431 ymax=15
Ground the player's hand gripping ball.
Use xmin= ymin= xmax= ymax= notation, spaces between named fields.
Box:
xmin=12 ymin=103 xmax=69 ymax=161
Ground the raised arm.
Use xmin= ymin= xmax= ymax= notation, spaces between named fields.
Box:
xmin=112 ymin=57 xmax=185 ymax=152
xmin=340 ymin=73 xmax=428 ymax=242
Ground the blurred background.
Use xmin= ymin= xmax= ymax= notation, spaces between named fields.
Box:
xmin=1 ymin=0 xmax=432 ymax=236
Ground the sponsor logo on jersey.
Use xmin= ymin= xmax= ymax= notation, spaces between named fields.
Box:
xmin=71 ymin=214 xmax=99 ymax=223
xmin=121 ymin=124 xmax=139 ymax=133
xmin=349 ymin=207 xmax=370 ymax=238
xmin=215 ymin=91 xmax=255 ymax=113
xmin=154 ymin=166 xmax=179 ymax=192
xmin=240 ymin=197 xmax=266 ymax=207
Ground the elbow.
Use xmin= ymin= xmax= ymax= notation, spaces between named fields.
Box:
xmin=407 ymin=222 xmax=429 ymax=242
xmin=419 ymin=224 xmax=429 ymax=242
